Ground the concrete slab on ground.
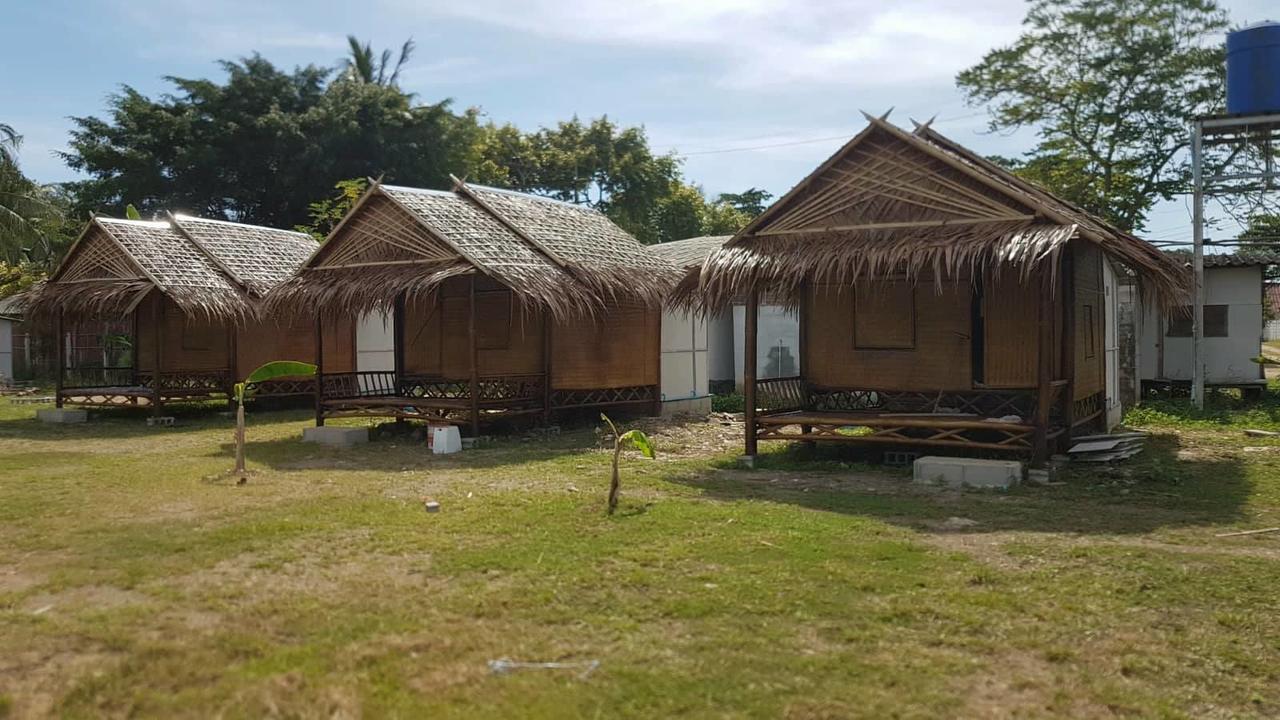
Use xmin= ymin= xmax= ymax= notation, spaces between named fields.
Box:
xmin=36 ymin=408 xmax=87 ymax=424
xmin=913 ymin=456 xmax=1022 ymax=490
xmin=302 ymin=426 xmax=369 ymax=448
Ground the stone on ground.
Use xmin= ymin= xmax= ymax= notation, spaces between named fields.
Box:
xmin=37 ymin=408 xmax=87 ymax=424
xmin=302 ymin=426 xmax=369 ymax=448
xmin=913 ymin=456 xmax=1022 ymax=490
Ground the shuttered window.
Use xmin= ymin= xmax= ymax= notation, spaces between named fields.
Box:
xmin=854 ymin=283 xmax=915 ymax=350
xmin=1166 ymin=305 xmax=1228 ymax=338
xmin=181 ymin=319 xmax=220 ymax=351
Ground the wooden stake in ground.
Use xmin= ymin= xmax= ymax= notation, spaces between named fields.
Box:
xmin=600 ymin=413 xmax=655 ymax=515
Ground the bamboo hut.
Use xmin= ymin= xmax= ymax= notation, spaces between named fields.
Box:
xmin=676 ymin=115 xmax=1187 ymax=462
xmin=23 ymin=214 xmax=353 ymax=414
xmin=268 ymin=179 xmax=679 ymax=435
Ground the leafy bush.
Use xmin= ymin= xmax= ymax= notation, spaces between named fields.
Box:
xmin=712 ymin=392 xmax=744 ymax=413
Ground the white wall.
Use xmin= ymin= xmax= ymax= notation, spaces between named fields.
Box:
xmin=0 ymin=318 xmax=12 ymax=384
xmin=1140 ymin=265 xmax=1265 ymax=384
xmin=660 ymin=310 xmax=709 ymax=401
xmin=356 ymin=311 xmax=395 ymax=372
xmin=732 ymin=304 xmax=801 ymax=390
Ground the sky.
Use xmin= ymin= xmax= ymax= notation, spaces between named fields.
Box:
xmin=2 ymin=0 xmax=1277 ymax=245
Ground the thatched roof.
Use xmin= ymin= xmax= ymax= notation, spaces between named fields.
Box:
xmin=676 ymin=115 xmax=1189 ymax=312
xmin=270 ymin=179 xmax=680 ymax=320
xmin=652 ymin=235 xmax=731 ymax=270
xmin=1172 ymin=249 xmax=1280 ymax=268
xmin=22 ymin=214 xmax=319 ymax=323
xmin=170 ymin=214 xmax=317 ymax=295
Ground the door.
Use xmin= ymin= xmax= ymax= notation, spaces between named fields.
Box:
xmin=1103 ymin=260 xmax=1122 ymax=429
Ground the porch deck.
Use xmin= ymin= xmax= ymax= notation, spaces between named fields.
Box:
xmin=749 ymin=377 xmax=1079 ymax=456
xmin=316 ymin=371 xmax=657 ymax=429
xmin=755 ymin=410 xmax=1052 ymax=452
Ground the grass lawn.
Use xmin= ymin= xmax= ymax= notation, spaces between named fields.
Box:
xmin=2 ymin=397 xmax=1279 ymax=718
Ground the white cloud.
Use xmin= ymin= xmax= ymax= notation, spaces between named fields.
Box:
xmin=392 ymin=0 xmax=1025 ymax=89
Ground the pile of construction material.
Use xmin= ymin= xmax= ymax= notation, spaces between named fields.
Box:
xmin=1067 ymin=431 xmax=1148 ymax=462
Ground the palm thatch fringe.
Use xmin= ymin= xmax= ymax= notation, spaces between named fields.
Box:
xmin=19 ymin=279 xmax=252 ymax=324
xmin=672 ymin=223 xmax=1077 ymax=313
xmin=265 ymin=260 xmax=613 ymax=323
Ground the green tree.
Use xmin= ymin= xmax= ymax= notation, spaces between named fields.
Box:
xmin=477 ymin=116 xmax=683 ymax=244
xmin=343 ymin=35 xmax=415 ymax=87
xmin=62 ymin=55 xmax=480 ymax=229
xmin=297 ymin=178 xmax=369 ymax=239
xmin=716 ymin=187 xmax=772 ymax=217
xmin=1238 ymin=214 xmax=1280 ymax=281
xmin=0 ymin=150 xmax=72 ymax=266
xmin=956 ymin=0 xmax=1227 ymax=232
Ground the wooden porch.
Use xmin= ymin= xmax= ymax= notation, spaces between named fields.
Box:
xmin=746 ymin=377 xmax=1100 ymax=454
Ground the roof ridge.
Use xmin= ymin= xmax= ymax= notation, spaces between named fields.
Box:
xmin=170 ymin=213 xmax=313 ymax=238
xmin=449 ymin=175 xmax=574 ymax=272
xmin=167 ymin=212 xmax=249 ymax=292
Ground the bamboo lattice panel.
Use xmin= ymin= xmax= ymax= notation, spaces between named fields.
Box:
xmin=760 ymin=126 xmax=1034 ymax=235
xmin=57 ymin=226 xmax=149 ymax=283
xmin=318 ymin=194 xmax=460 ymax=268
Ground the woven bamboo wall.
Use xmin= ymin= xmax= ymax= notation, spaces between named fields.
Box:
xmin=982 ymin=268 xmax=1040 ymax=388
xmin=403 ymin=277 xmax=545 ymax=378
xmin=135 ymin=294 xmax=230 ymax=372
xmin=805 ymin=280 xmax=972 ymax=390
xmin=552 ymin=301 xmax=659 ymax=390
xmin=236 ymin=315 xmax=354 ymax=377
xmin=1073 ymin=242 xmax=1105 ymax=400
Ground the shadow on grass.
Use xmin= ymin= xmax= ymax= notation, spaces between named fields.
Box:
xmin=661 ymin=433 xmax=1253 ymax=536
xmin=0 ymin=402 xmax=313 ymax=439
xmin=214 ymin=408 xmax=680 ymax=473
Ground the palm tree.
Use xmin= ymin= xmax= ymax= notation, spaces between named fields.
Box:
xmin=0 ymin=123 xmax=20 ymax=166
xmin=343 ymin=35 xmax=415 ymax=86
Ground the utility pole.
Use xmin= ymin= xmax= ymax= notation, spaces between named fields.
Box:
xmin=1191 ymin=120 xmax=1206 ymax=409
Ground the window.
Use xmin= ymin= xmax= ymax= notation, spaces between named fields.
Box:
xmin=1166 ymin=305 xmax=1228 ymax=338
xmin=854 ymin=283 xmax=915 ymax=350
xmin=475 ymin=291 xmax=512 ymax=350
xmin=1083 ymin=305 xmax=1095 ymax=359
xmin=181 ymin=320 xmax=220 ymax=351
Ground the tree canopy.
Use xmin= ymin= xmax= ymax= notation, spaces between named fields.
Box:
xmin=62 ymin=55 xmax=477 ymax=230
xmin=957 ymin=0 xmax=1227 ymax=232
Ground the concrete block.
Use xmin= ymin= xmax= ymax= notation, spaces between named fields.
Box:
xmin=661 ymin=396 xmax=712 ymax=417
xmin=302 ymin=426 xmax=369 ymax=448
xmin=37 ymin=408 xmax=87 ymax=424
xmin=913 ymin=456 xmax=1022 ymax=490
xmin=146 ymin=416 xmax=175 ymax=427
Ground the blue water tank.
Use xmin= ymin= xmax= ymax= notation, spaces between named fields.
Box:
xmin=1227 ymin=21 xmax=1280 ymax=115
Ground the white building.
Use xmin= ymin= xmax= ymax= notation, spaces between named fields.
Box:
xmin=653 ymin=236 xmax=802 ymax=414
xmin=652 ymin=236 xmax=734 ymax=415
xmin=0 ymin=297 xmax=19 ymax=386
xmin=1139 ymin=254 xmax=1275 ymax=396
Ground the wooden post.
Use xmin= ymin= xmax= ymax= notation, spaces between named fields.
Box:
xmin=314 ymin=314 xmax=325 ymax=427
xmin=1058 ymin=248 xmax=1077 ymax=452
xmin=392 ymin=293 xmax=406 ymax=429
xmin=744 ymin=289 xmax=759 ymax=458
xmin=226 ymin=322 xmax=238 ymax=411
xmin=542 ymin=309 xmax=553 ymax=425
xmin=1033 ymin=268 xmax=1054 ymax=466
xmin=798 ymin=280 xmax=812 ymax=444
xmin=152 ymin=296 xmax=163 ymax=419
xmin=392 ymin=293 xmax=406 ymax=383
xmin=651 ymin=306 xmax=663 ymax=417
xmin=468 ymin=275 xmax=480 ymax=438
xmin=54 ymin=312 xmax=64 ymax=408
xmin=130 ymin=306 xmax=140 ymax=386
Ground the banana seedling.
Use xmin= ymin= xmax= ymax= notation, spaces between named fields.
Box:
xmin=232 ymin=361 xmax=316 ymax=483
xmin=599 ymin=413 xmax=655 ymax=515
